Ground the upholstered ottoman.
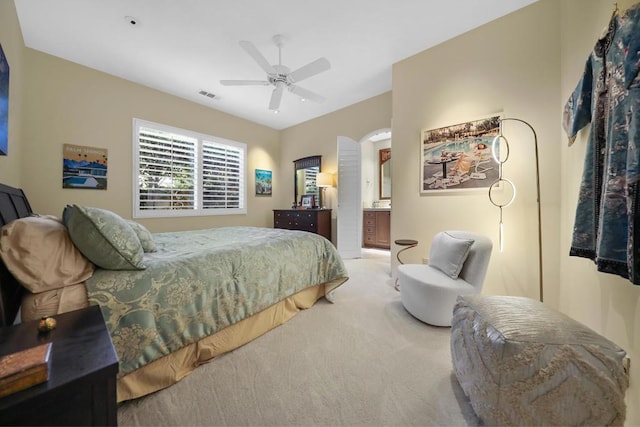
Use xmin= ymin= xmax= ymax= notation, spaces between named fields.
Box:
xmin=451 ymin=295 xmax=629 ymax=426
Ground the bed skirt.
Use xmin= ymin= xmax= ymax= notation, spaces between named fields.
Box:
xmin=22 ymin=278 xmax=345 ymax=402
xmin=117 ymin=282 xmax=335 ymax=401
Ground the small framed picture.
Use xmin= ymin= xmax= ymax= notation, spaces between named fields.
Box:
xmin=255 ymin=169 xmax=272 ymax=196
xmin=300 ymin=194 xmax=315 ymax=209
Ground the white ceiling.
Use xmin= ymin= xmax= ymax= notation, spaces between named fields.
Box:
xmin=14 ymin=0 xmax=538 ymax=130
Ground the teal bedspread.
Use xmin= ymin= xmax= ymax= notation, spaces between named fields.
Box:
xmin=86 ymin=226 xmax=348 ymax=375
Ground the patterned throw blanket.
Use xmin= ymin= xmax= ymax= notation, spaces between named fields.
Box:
xmin=86 ymin=226 xmax=348 ymax=376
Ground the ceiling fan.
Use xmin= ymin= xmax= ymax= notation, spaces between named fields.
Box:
xmin=220 ymin=35 xmax=330 ymax=112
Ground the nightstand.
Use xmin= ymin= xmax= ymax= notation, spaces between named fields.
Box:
xmin=0 ymin=305 xmax=119 ymax=426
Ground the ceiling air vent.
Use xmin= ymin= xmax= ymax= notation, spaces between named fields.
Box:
xmin=198 ymin=90 xmax=216 ymax=99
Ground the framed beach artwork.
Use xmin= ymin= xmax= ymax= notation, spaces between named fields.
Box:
xmin=0 ymin=43 xmax=9 ymax=156
xmin=62 ymin=144 xmax=108 ymax=189
xmin=255 ymin=169 xmax=272 ymax=196
xmin=420 ymin=114 xmax=501 ymax=194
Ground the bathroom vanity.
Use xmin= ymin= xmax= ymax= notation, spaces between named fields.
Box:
xmin=363 ymin=208 xmax=390 ymax=249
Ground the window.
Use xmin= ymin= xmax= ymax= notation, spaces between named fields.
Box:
xmin=133 ymin=118 xmax=246 ymax=218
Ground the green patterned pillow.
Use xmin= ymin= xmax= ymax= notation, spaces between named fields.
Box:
xmin=63 ymin=205 xmax=145 ymax=270
xmin=126 ymin=220 xmax=157 ymax=253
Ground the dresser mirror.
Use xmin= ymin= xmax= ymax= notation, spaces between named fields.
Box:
xmin=293 ymin=155 xmax=321 ymax=207
xmin=379 ymin=148 xmax=391 ymax=200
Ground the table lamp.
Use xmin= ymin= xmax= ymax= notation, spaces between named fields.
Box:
xmin=316 ymin=172 xmax=333 ymax=208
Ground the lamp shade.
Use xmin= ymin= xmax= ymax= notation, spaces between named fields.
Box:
xmin=316 ymin=172 xmax=333 ymax=187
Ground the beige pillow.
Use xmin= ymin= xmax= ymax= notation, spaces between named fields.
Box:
xmin=21 ymin=283 xmax=89 ymax=322
xmin=0 ymin=215 xmax=94 ymax=293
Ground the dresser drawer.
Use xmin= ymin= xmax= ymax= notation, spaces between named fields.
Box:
xmin=364 ymin=234 xmax=376 ymax=245
xmin=273 ymin=211 xmax=292 ymax=229
xmin=294 ymin=211 xmax=316 ymax=228
xmin=295 ymin=223 xmax=316 ymax=232
xmin=364 ymin=212 xmax=376 ymax=225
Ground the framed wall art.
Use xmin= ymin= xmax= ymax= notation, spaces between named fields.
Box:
xmin=62 ymin=144 xmax=108 ymax=189
xmin=421 ymin=114 xmax=501 ymax=194
xmin=255 ymin=169 xmax=272 ymax=196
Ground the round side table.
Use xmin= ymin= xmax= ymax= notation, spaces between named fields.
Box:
xmin=394 ymin=239 xmax=418 ymax=291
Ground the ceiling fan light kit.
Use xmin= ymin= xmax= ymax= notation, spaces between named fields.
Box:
xmin=220 ymin=34 xmax=330 ymax=112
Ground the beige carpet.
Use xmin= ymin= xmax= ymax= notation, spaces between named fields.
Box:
xmin=118 ymin=249 xmax=480 ymax=426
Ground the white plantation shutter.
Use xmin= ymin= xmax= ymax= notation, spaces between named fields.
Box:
xmin=133 ymin=119 xmax=246 ymax=218
xmin=137 ymin=127 xmax=197 ymax=211
xmin=202 ymin=141 xmax=244 ymax=210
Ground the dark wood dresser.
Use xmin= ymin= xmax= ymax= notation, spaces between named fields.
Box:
xmin=0 ymin=306 xmax=119 ymax=426
xmin=273 ymin=209 xmax=332 ymax=241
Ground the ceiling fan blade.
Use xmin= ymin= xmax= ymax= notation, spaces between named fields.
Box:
xmin=220 ymin=80 xmax=270 ymax=86
xmin=239 ymin=40 xmax=276 ymax=75
xmin=289 ymin=85 xmax=326 ymax=103
xmin=269 ymin=83 xmax=285 ymax=111
xmin=288 ymin=58 xmax=330 ymax=83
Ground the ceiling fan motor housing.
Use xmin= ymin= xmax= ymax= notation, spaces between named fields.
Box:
xmin=269 ymin=65 xmax=291 ymax=86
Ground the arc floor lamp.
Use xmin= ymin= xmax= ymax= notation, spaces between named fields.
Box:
xmin=488 ymin=117 xmax=543 ymax=302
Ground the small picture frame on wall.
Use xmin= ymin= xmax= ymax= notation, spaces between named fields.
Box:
xmin=255 ymin=169 xmax=272 ymax=196
xmin=300 ymin=194 xmax=315 ymax=209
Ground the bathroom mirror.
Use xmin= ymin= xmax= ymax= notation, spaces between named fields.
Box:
xmin=379 ymin=148 xmax=391 ymax=200
xmin=293 ymin=155 xmax=321 ymax=207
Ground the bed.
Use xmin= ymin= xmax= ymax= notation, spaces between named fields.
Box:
xmin=0 ymin=183 xmax=348 ymax=402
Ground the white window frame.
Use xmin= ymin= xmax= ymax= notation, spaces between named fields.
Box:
xmin=133 ymin=118 xmax=247 ymax=218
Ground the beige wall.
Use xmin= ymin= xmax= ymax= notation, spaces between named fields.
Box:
xmin=0 ymin=0 xmax=25 ymax=187
xmin=559 ymin=0 xmax=640 ymax=423
xmin=20 ymin=49 xmax=283 ymax=231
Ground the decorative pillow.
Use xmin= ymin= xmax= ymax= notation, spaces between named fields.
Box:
xmin=0 ymin=215 xmax=94 ymax=293
xmin=126 ymin=220 xmax=157 ymax=253
xmin=429 ymin=232 xmax=474 ymax=279
xmin=21 ymin=283 xmax=89 ymax=322
xmin=62 ymin=205 xmax=145 ymax=270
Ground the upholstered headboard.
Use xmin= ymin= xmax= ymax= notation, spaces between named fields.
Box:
xmin=0 ymin=183 xmax=33 ymax=326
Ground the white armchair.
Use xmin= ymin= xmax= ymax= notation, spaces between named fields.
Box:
xmin=398 ymin=231 xmax=492 ymax=326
